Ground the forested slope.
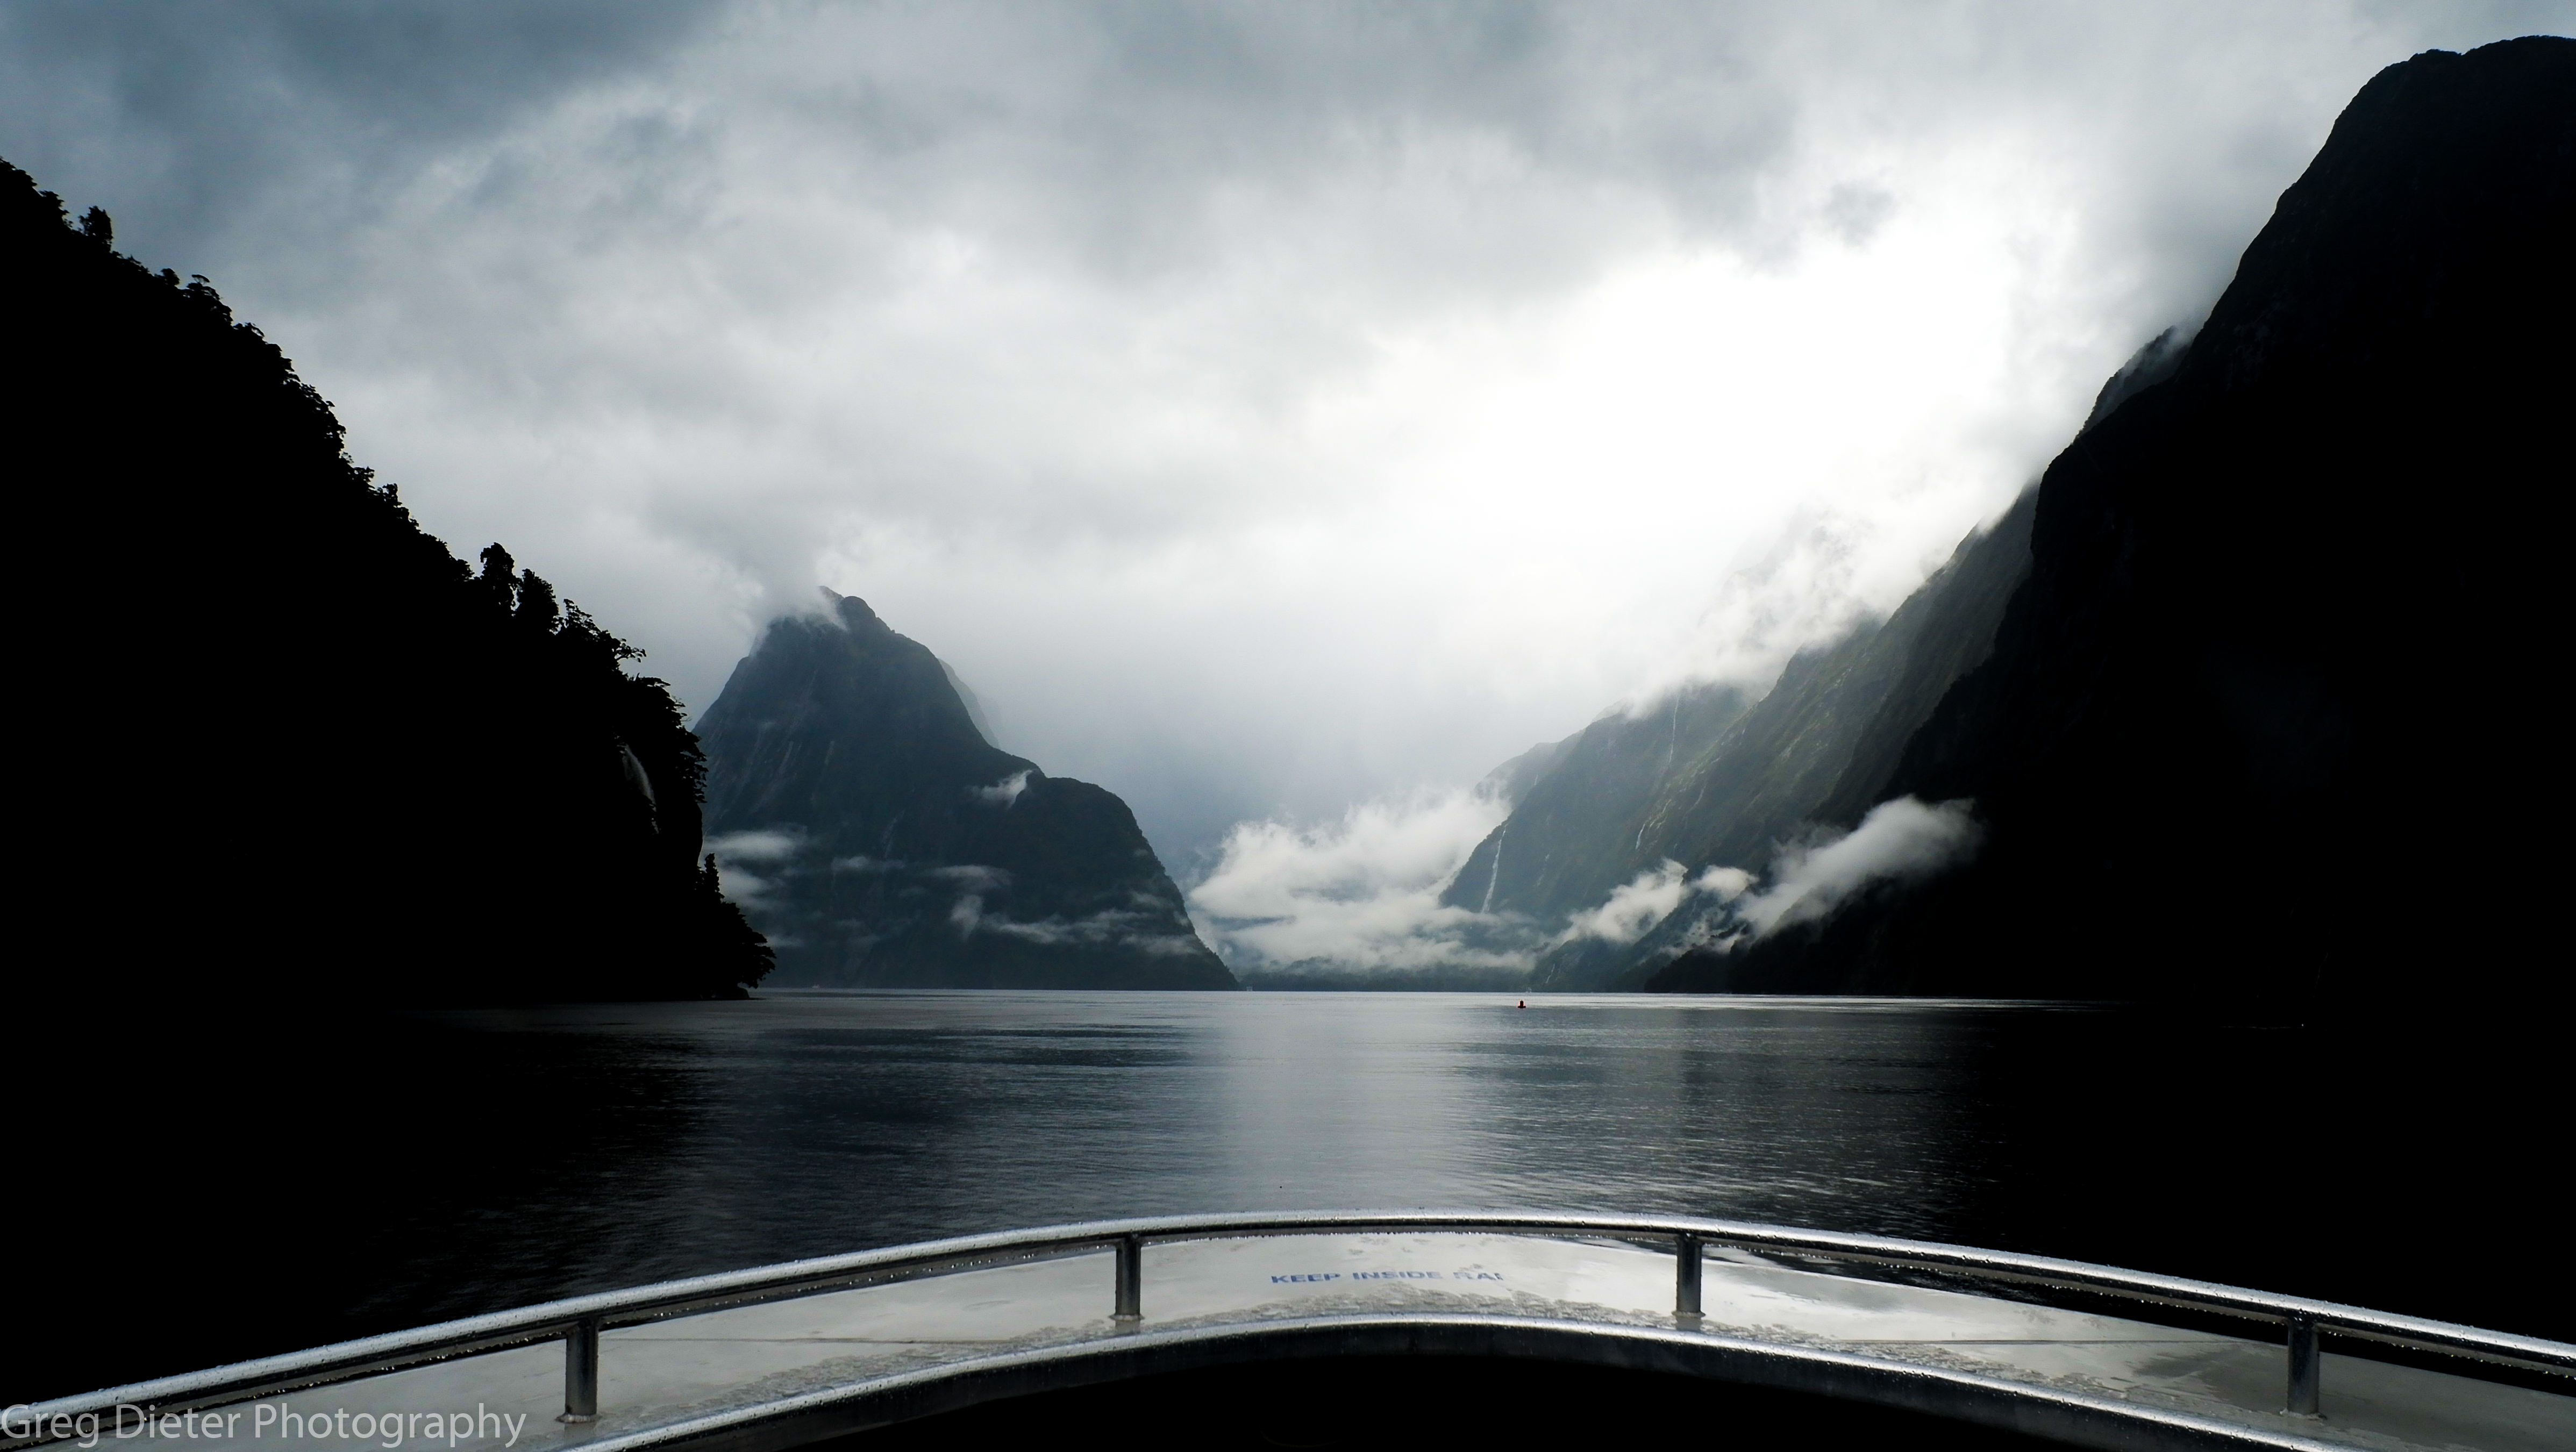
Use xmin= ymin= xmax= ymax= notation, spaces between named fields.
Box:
xmin=4 ymin=157 xmax=769 ymax=1002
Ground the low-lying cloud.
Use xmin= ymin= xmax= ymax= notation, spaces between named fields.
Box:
xmin=974 ymin=906 xmax=1207 ymax=956
xmin=1561 ymin=862 xmax=1687 ymax=945
xmin=1570 ymin=797 xmax=1982 ymax=962
xmin=1186 ymin=785 xmax=1538 ymax=977
xmin=929 ymin=864 xmax=1013 ymax=893
xmin=1193 ymin=783 xmax=1986 ymax=980
xmin=1732 ymin=797 xmax=1982 ymax=936
xmin=972 ymin=770 xmax=1031 ymax=807
xmin=706 ymin=828 xmax=802 ymax=863
xmin=1560 ymin=862 xmax=1761 ymax=946
xmin=705 ymin=827 xmax=805 ymax=909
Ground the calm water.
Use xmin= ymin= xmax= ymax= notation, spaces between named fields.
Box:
xmin=344 ymin=993 xmax=2209 ymax=1326
xmin=16 ymin=990 xmax=2549 ymax=1400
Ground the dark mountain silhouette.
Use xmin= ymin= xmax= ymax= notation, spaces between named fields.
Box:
xmin=3 ymin=156 xmax=771 ymax=1003
xmin=1495 ymin=489 xmax=2038 ymax=990
xmin=1432 ymin=319 xmax=2215 ymax=993
xmin=1496 ymin=328 xmax=2196 ymax=991
xmin=1653 ymin=37 xmax=2574 ymax=1010
xmin=698 ymin=591 xmax=1238 ymax=988
xmin=1435 ymin=320 xmax=2207 ymax=992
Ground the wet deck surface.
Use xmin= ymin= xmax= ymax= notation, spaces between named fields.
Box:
xmin=145 ymin=1236 xmax=2571 ymax=1451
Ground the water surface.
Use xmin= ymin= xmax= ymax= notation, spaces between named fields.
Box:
xmin=17 ymin=990 xmax=2546 ymax=1401
xmin=351 ymin=993 xmax=2181 ymax=1322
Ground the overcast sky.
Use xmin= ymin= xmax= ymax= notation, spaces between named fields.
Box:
xmin=7 ymin=2 xmax=2565 ymax=898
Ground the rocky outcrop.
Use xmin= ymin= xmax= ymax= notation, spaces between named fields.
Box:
xmin=698 ymin=592 xmax=1238 ymax=988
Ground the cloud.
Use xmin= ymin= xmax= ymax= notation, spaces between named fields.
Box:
xmin=971 ymin=770 xmax=1032 ymax=807
xmin=976 ymin=907 xmax=1205 ymax=955
xmin=1560 ymin=862 xmax=1692 ymax=945
xmin=1187 ymin=785 xmax=1538 ymax=974
xmin=1734 ymin=796 xmax=1982 ymax=936
xmin=6 ymin=2 xmax=2554 ymax=869
xmin=704 ymin=828 xmax=803 ymax=863
xmin=703 ymin=827 xmax=807 ymax=912
xmin=1201 ymin=779 xmax=1919 ymax=975
xmin=1555 ymin=860 xmax=1759 ymax=948
xmin=0 ymin=1 xmax=719 ymax=277
xmin=1696 ymin=866 xmax=1754 ymax=902
xmin=1508 ymin=798 xmax=1975 ymax=968
xmin=929 ymin=864 xmax=1013 ymax=892
xmin=1643 ymin=508 xmax=1916 ymax=704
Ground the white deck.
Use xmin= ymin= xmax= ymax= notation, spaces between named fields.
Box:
xmin=96 ymin=1235 xmax=2572 ymax=1452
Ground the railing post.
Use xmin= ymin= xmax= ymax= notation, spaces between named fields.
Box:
xmin=1674 ymin=1232 xmax=1703 ymax=1321
xmin=1113 ymin=1234 xmax=1143 ymax=1322
xmin=561 ymin=1316 xmax=601 ymax=1423
xmin=2286 ymin=1314 xmax=2321 ymax=1416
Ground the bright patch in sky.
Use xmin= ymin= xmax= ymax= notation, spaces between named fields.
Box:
xmin=4 ymin=0 xmax=2553 ymax=911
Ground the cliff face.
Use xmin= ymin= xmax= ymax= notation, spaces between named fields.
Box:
xmin=4 ymin=158 xmax=771 ymax=1004
xmin=1443 ymin=456 xmax=2066 ymax=992
xmin=1690 ymin=38 xmax=2575 ymax=1008
xmin=1593 ymin=331 xmax=2190 ymax=993
xmin=699 ymin=592 xmax=1238 ymax=988
xmin=1447 ymin=320 xmax=2204 ymax=992
xmin=1525 ymin=489 xmax=2038 ymax=989
xmin=1443 ymin=683 xmax=1755 ymax=925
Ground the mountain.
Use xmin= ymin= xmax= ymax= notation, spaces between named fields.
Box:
xmin=1439 ymin=328 xmax=2195 ymax=992
xmin=3 ymin=156 xmax=772 ymax=1004
xmin=1656 ymin=37 xmax=2574 ymax=1010
xmin=698 ymin=591 xmax=1238 ymax=988
xmin=1443 ymin=682 xmax=1756 ymax=925
xmin=1492 ymin=488 xmax=2039 ymax=990
xmin=1502 ymin=328 xmax=2196 ymax=991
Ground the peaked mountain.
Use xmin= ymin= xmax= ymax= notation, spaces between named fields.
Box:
xmin=698 ymin=591 xmax=1238 ymax=988
xmin=1657 ymin=37 xmax=2574 ymax=1010
xmin=4 ymin=156 xmax=771 ymax=1005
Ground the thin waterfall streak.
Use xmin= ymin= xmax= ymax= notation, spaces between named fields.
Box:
xmin=1480 ymin=824 xmax=1509 ymax=915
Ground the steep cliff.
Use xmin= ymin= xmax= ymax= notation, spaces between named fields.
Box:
xmin=699 ymin=592 xmax=1238 ymax=988
xmin=3 ymin=157 xmax=771 ymax=1004
xmin=1584 ymin=330 xmax=2192 ymax=992
xmin=1524 ymin=489 xmax=2038 ymax=989
xmin=1442 ymin=682 xmax=1756 ymax=926
xmin=1443 ymin=315 xmax=2191 ymax=993
xmin=1674 ymin=37 xmax=2575 ymax=1010
xmin=1445 ymin=334 xmax=2204 ymax=991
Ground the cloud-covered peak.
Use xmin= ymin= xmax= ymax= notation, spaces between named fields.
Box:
xmin=819 ymin=588 xmax=891 ymax=637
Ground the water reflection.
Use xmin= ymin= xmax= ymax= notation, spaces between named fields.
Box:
xmin=357 ymin=991 xmax=2104 ymax=1318
xmin=17 ymin=990 xmax=2545 ymax=1404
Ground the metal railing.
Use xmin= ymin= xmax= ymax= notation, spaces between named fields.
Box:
xmin=8 ymin=1210 xmax=2570 ymax=1446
